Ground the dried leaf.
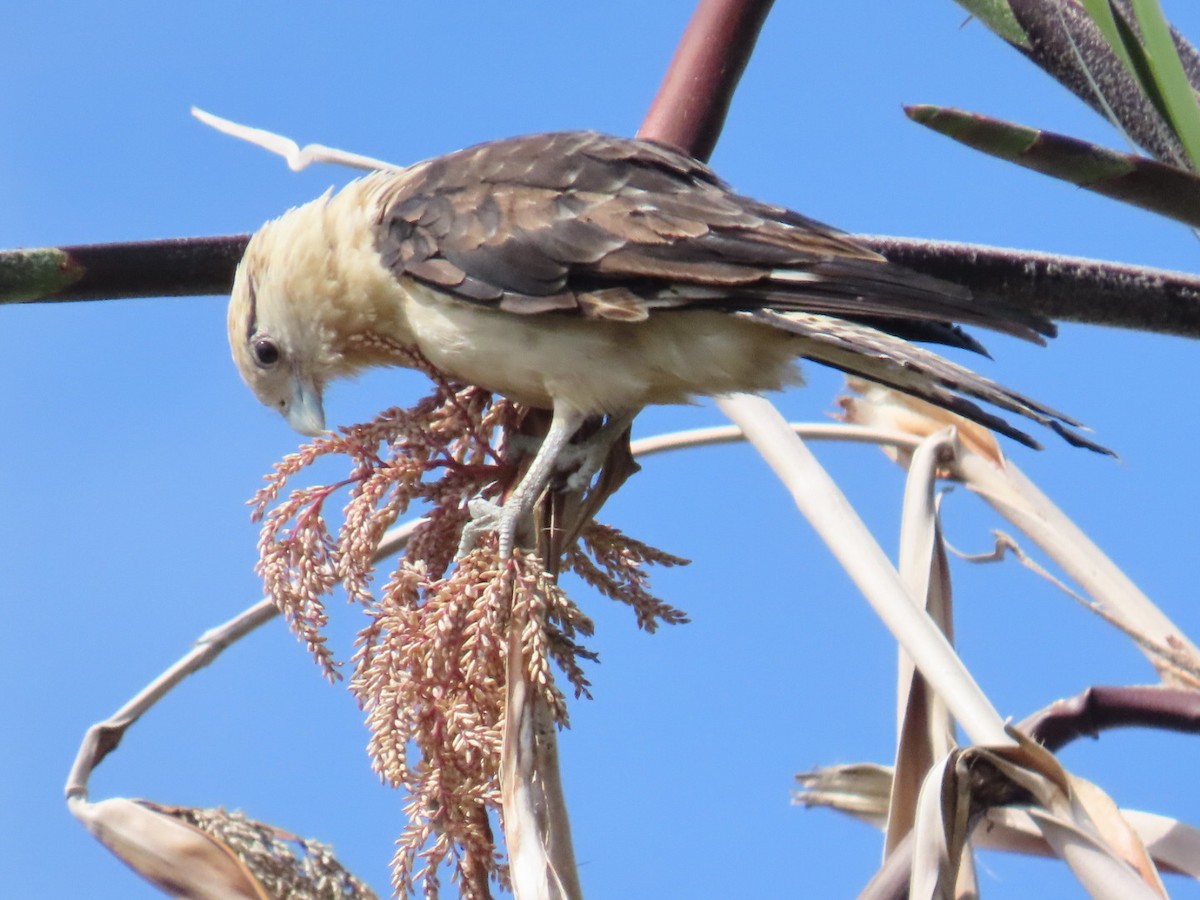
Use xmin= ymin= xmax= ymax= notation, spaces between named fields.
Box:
xmin=71 ymin=798 xmax=375 ymax=899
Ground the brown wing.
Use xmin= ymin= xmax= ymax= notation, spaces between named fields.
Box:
xmin=372 ymin=131 xmax=1051 ymax=347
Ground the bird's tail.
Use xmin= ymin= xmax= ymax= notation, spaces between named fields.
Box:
xmin=741 ymin=309 xmax=1112 ymax=456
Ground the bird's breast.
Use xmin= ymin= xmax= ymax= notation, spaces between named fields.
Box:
xmin=399 ymin=284 xmax=802 ymax=413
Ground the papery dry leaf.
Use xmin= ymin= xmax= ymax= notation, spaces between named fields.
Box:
xmin=888 ymin=431 xmax=960 ymax=858
xmin=800 ymin=760 xmax=1200 ymax=884
xmin=975 ymin=730 xmax=1166 ymax=898
xmin=794 ymin=763 xmax=893 ymax=826
xmin=71 ymin=796 xmax=265 ymax=899
xmin=71 ymin=797 xmax=376 ymax=899
xmin=842 ymin=376 xmax=1200 ymax=686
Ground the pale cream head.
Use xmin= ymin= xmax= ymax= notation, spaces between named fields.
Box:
xmin=228 ymin=195 xmax=341 ymax=435
xmin=227 ymin=178 xmax=417 ymax=435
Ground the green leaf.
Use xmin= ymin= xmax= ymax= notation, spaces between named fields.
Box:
xmin=0 ymin=248 xmax=83 ymax=304
xmin=1128 ymin=0 xmax=1200 ymax=167
xmin=1079 ymin=0 xmax=1138 ymax=73
xmin=907 ymin=104 xmax=1200 ymax=227
xmin=1078 ymin=0 xmax=1200 ymax=167
xmin=953 ymin=0 xmax=1030 ymax=48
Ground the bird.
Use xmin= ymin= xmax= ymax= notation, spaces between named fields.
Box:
xmin=228 ymin=129 xmax=1106 ymax=557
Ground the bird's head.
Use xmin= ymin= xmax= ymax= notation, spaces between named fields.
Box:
xmin=228 ymin=180 xmax=415 ymax=436
xmin=228 ymin=198 xmax=338 ymax=435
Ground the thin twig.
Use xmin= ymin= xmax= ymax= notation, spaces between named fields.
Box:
xmin=63 ymin=521 xmax=421 ymax=801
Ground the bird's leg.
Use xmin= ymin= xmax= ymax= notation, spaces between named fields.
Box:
xmin=459 ymin=405 xmax=588 ymax=560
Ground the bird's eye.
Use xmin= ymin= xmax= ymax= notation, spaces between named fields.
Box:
xmin=252 ymin=337 xmax=280 ymax=368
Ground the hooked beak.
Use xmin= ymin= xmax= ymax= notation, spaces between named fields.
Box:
xmin=285 ymin=372 xmax=326 ymax=436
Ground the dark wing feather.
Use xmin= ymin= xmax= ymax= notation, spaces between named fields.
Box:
xmin=742 ymin=311 xmax=1112 ymax=455
xmin=374 ymin=131 xmax=1052 ymax=344
xmin=372 ymin=131 xmax=1104 ymax=452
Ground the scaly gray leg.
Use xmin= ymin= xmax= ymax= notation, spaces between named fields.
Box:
xmin=458 ymin=405 xmax=588 ymax=560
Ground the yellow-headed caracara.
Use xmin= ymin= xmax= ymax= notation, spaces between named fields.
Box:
xmin=229 ymin=131 xmax=1105 ymax=556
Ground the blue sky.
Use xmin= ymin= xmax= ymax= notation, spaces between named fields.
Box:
xmin=3 ymin=2 xmax=1199 ymax=897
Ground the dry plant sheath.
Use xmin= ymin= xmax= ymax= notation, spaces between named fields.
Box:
xmin=831 ymin=382 xmax=1200 ymax=895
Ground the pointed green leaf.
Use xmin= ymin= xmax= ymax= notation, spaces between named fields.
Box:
xmin=0 ymin=248 xmax=84 ymax=304
xmin=1128 ymin=0 xmax=1200 ymax=167
xmin=1079 ymin=0 xmax=1138 ymax=73
xmin=907 ymin=104 xmax=1200 ymax=227
xmin=953 ymin=0 xmax=1030 ymax=48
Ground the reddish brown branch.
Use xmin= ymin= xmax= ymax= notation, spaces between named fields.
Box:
xmin=6 ymin=230 xmax=1200 ymax=341
xmin=638 ymin=0 xmax=775 ymax=161
xmin=1019 ymin=684 xmax=1200 ymax=751
xmin=4 ymin=0 xmax=1199 ymax=344
xmin=863 ymin=235 xmax=1200 ymax=339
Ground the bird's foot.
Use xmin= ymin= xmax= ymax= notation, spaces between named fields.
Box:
xmin=559 ymin=411 xmax=635 ymax=492
xmin=558 ymin=439 xmax=609 ymax=493
xmin=456 ymin=495 xmax=529 ymax=561
xmin=455 ymin=407 xmax=629 ymax=562
xmin=456 ymin=497 xmax=504 ymax=560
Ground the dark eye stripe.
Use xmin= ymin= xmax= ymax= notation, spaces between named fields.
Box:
xmin=245 ymin=276 xmax=259 ymax=343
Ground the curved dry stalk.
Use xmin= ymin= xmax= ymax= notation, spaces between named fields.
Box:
xmin=886 ymin=434 xmax=962 ymax=868
xmin=61 ymin=419 xmax=925 ymax=808
xmin=61 ymin=419 xmax=915 ymax=808
xmin=732 ymin=383 xmax=1197 ymax=894
xmin=843 ymin=379 xmax=1200 ymax=686
xmin=63 ymin=596 xmax=278 ymax=802
xmin=629 ymin=422 xmax=923 ymax=458
xmin=69 ymin=402 xmax=1200 ymax=898
xmin=829 ymin=381 xmax=1200 ymax=895
xmin=952 ymin=452 xmax=1200 ymax=686
xmin=64 ymin=520 xmax=421 ymax=802
xmin=715 ymin=392 xmax=1010 ymax=745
